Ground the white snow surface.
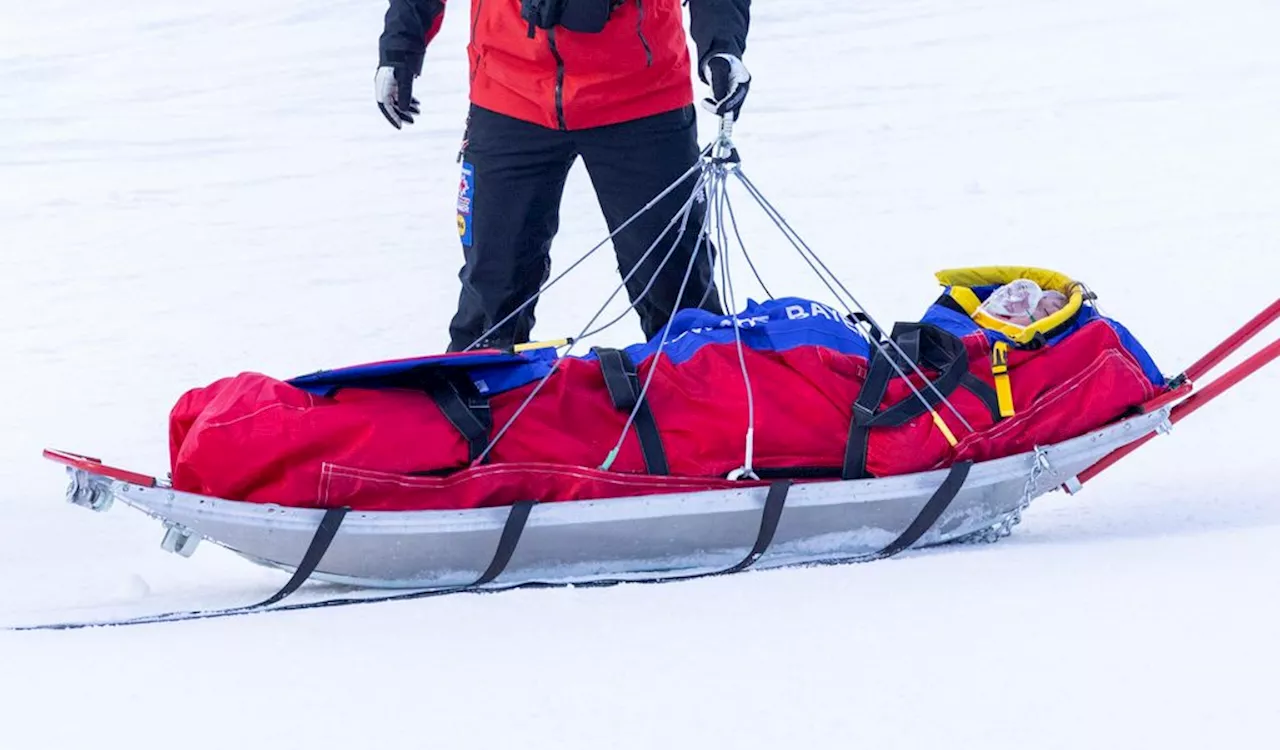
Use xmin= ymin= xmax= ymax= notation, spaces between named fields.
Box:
xmin=3 ymin=0 xmax=1279 ymax=747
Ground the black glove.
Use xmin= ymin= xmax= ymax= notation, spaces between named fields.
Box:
xmin=700 ymin=54 xmax=751 ymax=119
xmin=375 ymin=64 xmax=421 ymax=129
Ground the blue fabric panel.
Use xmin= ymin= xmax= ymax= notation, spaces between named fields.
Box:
xmin=288 ymin=349 xmax=558 ymax=396
xmin=614 ymin=297 xmax=872 ymax=366
xmin=287 ymin=294 xmax=1166 ymax=398
xmin=920 ymin=304 xmax=982 ymax=339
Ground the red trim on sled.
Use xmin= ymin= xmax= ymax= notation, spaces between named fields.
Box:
xmin=42 ymin=449 xmax=158 ymax=488
xmin=1133 ymin=381 xmax=1193 ymax=414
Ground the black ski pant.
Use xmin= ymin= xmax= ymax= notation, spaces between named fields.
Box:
xmin=447 ymin=104 xmax=723 ymax=352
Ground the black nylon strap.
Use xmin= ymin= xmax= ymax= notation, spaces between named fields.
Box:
xmin=423 ymin=370 xmax=492 ymax=464
xmin=254 ymin=505 xmax=350 ymax=608
xmin=858 ymin=327 xmax=969 ymax=429
xmin=847 ymin=311 xmax=887 ymax=343
xmin=22 ymin=498 xmax=542 ymax=631
xmin=594 ymin=347 xmax=670 ymax=475
xmin=843 ymin=324 xmax=971 ymax=480
xmin=841 ymin=422 xmax=873 ymax=481
xmin=721 ymin=479 xmax=791 ymax=574
xmin=842 ymin=337 xmax=899 ymax=480
xmin=869 ymin=460 xmax=972 ymax=560
xmin=473 ymin=499 xmax=535 ymax=586
xmin=261 ymin=498 xmax=532 ymax=606
xmin=933 ymin=292 xmax=970 ymax=316
xmin=249 ymin=499 xmax=531 ymax=610
xmin=851 ymin=341 xmax=898 ymax=427
xmin=597 ymin=347 xmax=638 ymax=411
xmin=960 ymin=372 xmax=1002 ymax=423
xmin=843 ymin=331 xmax=905 ymax=479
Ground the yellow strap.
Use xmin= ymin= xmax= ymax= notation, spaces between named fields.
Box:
xmin=513 ymin=338 xmax=573 ymax=352
xmin=931 ymin=412 xmax=959 ymax=447
xmin=992 ymin=341 xmax=1015 ymax=418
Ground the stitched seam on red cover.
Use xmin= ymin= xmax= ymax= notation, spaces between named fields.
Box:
xmin=200 ymin=398 xmax=313 ymax=430
xmin=319 ymin=462 xmax=334 ymax=508
xmin=323 ymin=463 xmax=746 ymax=491
xmin=953 ymin=349 xmax=1129 ymax=454
xmin=1094 ymin=321 xmax=1158 ymax=402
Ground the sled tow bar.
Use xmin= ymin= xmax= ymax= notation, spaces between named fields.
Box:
xmin=1068 ymin=298 xmax=1280 ymax=490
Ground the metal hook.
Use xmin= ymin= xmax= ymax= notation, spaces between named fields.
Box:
xmin=711 ymin=114 xmax=740 ymax=165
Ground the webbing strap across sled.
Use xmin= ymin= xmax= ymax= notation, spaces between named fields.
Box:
xmin=421 ymin=369 xmax=493 ymax=464
xmin=594 ymin=346 xmax=670 ymax=475
xmin=11 ymin=463 xmax=972 ymax=631
xmin=843 ymin=323 xmax=997 ymax=479
xmin=9 ymin=499 xmax=536 ymax=631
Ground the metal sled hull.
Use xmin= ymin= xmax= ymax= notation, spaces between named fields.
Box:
xmin=64 ymin=411 xmax=1170 ymax=589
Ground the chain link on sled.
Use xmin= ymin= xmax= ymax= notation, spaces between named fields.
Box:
xmin=950 ymin=446 xmax=1052 ymax=545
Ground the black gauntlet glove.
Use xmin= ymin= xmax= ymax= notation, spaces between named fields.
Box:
xmin=375 ymin=64 xmax=421 ymax=129
xmin=700 ymin=54 xmax=751 ymax=119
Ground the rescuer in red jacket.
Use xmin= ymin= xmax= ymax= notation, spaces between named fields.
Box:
xmin=376 ymin=0 xmax=752 ymax=351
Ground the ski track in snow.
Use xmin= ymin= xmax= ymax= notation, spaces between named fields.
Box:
xmin=2 ymin=0 xmax=1279 ymax=747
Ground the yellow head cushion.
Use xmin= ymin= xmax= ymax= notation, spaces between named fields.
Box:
xmin=934 ymin=266 xmax=1085 ymax=345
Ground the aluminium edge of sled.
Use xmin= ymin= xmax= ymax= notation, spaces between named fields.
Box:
xmin=38 ymin=408 xmax=1167 ymax=590
xmin=40 ymin=299 xmax=1279 ymax=593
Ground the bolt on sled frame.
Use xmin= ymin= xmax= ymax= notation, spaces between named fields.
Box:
xmin=31 ymin=118 xmax=1280 ymax=629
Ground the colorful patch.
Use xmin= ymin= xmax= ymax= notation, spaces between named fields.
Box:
xmin=457 ymin=162 xmax=474 ymax=246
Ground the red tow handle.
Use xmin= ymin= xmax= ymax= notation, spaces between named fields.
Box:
xmin=1075 ymin=299 xmax=1280 ymax=487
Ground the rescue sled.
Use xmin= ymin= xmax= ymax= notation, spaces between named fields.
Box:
xmin=44 ymin=408 xmax=1171 ymax=590
xmin=34 ymin=125 xmax=1280 ymax=626
xmin=40 ymin=294 xmax=1277 ymax=617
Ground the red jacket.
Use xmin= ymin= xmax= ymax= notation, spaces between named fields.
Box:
xmin=380 ymin=0 xmax=750 ymax=130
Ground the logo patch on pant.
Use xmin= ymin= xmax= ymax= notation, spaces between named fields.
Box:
xmin=457 ymin=162 xmax=474 ymax=247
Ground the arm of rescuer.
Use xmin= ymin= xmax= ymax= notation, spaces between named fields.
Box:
xmin=687 ymin=0 xmax=752 ymax=119
xmin=376 ymin=0 xmax=448 ymax=129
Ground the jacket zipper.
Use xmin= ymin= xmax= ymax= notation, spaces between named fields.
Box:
xmin=458 ymin=0 xmax=486 ymax=162
xmin=547 ymin=27 xmax=568 ymax=130
xmin=635 ymin=0 xmax=652 ymax=67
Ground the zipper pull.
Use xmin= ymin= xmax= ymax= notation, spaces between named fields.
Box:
xmin=456 ymin=113 xmax=472 ymax=164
